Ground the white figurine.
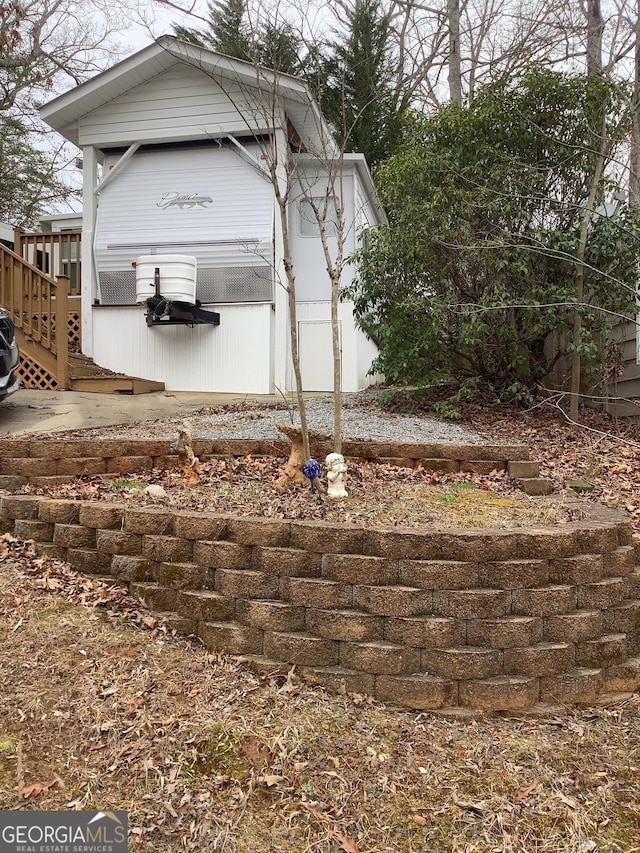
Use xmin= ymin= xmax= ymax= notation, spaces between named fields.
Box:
xmin=325 ymin=452 xmax=348 ymax=498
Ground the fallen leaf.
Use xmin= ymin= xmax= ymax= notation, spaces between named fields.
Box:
xmin=515 ymin=781 xmax=539 ymax=802
xmin=452 ymin=793 xmax=486 ymax=815
xmin=20 ymin=778 xmax=59 ymax=798
xmin=258 ymin=774 xmax=285 ymax=787
xmin=555 ymin=791 xmax=579 ymax=810
xmin=332 ymin=830 xmax=359 ymax=853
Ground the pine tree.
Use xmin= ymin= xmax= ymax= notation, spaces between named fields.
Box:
xmin=323 ymin=0 xmax=401 ymax=171
xmin=209 ymin=0 xmax=252 ymax=60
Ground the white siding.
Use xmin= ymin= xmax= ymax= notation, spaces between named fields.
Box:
xmin=78 ymin=65 xmax=270 ymax=146
xmin=92 ymin=303 xmax=272 ymax=393
xmin=289 ymin=166 xmax=356 ymax=302
xmin=294 ymin=300 xmax=374 ymax=392
xmin=95 ymin=144 xmax=273 ymax=276
xmin=298 ymin=319 xmax=341 ymax=392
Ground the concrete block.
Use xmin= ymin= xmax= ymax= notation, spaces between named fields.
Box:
xmin=193 ymin=540 xmax=252 ymax=569
xmin=511 ymin=585 xmax=576 ymax=617
xmin=172 ymin=512 xmax=227 ymax=541
xmin=540 ymin=668 xmax=603 ymax=705
xmin=227 ymin=517 xmax=291 ymax=547
xmin=236 ymin=599 xmax=305 ymax=633
xmin=263 ymin=631 xmax=339 ymax=666
xmin=374 ymin=674 xmax=458 ymax=710
xmin=217 ymin=568 xmax=280 ymax=600
xmin=283 ymin=577 xmax=352 ymax=609
xmin=253 ymin=547 xmax=322 ymax=578
xmin=79 ymin=503 xmax=125 ymax=529
xmin=385 ymin=615 xmax=466 ymax=648
xmin=421 ymin=647 xmax=502 ymax=680
xmin=459 ymin=676 xmax=539 ymax=711
xmin=467 ymin=616 xmax=543 ymax=649
xmin=37 ymin=500 xmax=80 ymax=524
xmin=400 ymin=559 xmax=478 ymax=590
xmin=353 ymin=585 xmax=431 ymax=617
xmin=96 ymin=529 xmax=142 ymax=556
xmin=577 ymin=578 xmax=625 ymax=611
xmin=323 ymin=553 xmax=399 ymax=585
xmin=433 ymin=588 xmax=509 ymax=619
xmin=544 ymin=610 xmax=603 ymax=643
xmin=503 ymin=642 xmax=574 ymax=677
xmin=14 ymin=519 xmax=54 ymax=542
xmin=199 ymin=621 xmax=264 ymax=656
xmin=479 ymin=560 xmax=549 ymax=589
xmin=142 ymin=534 xmax=193 ymax=563
xmin=306 ymin=608 xmax=384 ymax=641
xmin=53 ymin=523 xmax=96 ymax=549
xmin=341 ymin=641 xmax=420 ymax=675
xmin=177 ymin=590 xmax=235 ymax=623
xmin=124 ymin=508 xmax=173 ymax=535
xmin=159 ymin=561 xmax=208 ymax=590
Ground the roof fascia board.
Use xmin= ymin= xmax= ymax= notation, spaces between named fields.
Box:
xmin=156 ymin=36 xmax=309 ymax=103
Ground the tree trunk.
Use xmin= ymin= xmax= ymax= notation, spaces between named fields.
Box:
xmin=586 ymin=0 xmax=604 ymax=75
xmin=331 ymin=269 xmax=342 ymax=454
xmin=274 ymin=183 xmax=311 ymax=461
xmin=630 ymin=2 xmax=640 ymax=207
xmin=448 ymin=0 xmax=462 ymax=104
xmin=569 ymin=113 xmax=608 ymax=423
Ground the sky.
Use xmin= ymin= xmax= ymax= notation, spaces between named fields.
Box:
xmin=121 ymin=0 xmax=206 ymax=53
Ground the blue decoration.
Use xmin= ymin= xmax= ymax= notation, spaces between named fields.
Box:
xmin=301 ymin=458 xmax=321 ymax=491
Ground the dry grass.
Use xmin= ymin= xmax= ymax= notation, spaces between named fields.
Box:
xmin=1 ymin=535 xmax=639 ymax=853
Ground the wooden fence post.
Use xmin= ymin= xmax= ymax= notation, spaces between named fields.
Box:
xmin=56 ymin=275 xmax=70 ymax=390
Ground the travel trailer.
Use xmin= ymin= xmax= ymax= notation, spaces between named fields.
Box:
xmin=36 ymin=37 xmax=385 ymax=394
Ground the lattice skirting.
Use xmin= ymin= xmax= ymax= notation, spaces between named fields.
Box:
xmin=67 ymin=312 xmax=81 ymax=350
xmin=18 ymin=353 xmax=58 ymax=390
xmin=17 ymin=313 xmax=81 ymax=391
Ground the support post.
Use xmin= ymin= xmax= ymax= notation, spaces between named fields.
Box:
xmin=56 ymin=274 xmax=70 ymax=390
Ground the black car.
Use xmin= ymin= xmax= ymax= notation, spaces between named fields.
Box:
xmin=0 ymin=307 xmax=19 ymax=401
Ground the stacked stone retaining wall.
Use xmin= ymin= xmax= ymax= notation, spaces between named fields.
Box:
xmin=0 ymin=437 xmax=550 ymax=494
xmin=2 ymin=492 xmax=640 ymax=713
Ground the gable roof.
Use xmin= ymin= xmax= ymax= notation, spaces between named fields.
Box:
xmin=40 ymin=37 xmax=385 ymax=225
xmin=40 ymin=36 xmax=335 ymax=156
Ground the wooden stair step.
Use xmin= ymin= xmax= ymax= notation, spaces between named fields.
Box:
xmin=69 ymin=376 xmax=165 ymax=394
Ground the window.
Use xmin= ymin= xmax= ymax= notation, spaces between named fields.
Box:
xmin=298 ymin=197 xmax=339 ymax=237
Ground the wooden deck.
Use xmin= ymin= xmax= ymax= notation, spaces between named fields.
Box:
xmin=1 ymin=239 xmax=164 ymax=394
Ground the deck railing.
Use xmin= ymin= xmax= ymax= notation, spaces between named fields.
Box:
xmin=0 ymin=243 xmax=71 ymax=389
xmin=13 ymin=228 xmax=82 ymax=294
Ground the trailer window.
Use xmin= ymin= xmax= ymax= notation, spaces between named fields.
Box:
xmin=298 ymin=197 xmax=338 ymax=237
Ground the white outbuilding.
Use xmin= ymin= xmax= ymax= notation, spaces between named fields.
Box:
xmin=39 ymin=36 xmax=385 ymax=394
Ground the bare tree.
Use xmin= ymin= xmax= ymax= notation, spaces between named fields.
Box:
xmin=570 ymin=113 xmax=611 ymax=422
xmin=157 ymin=34 xmax=356 ymax=463
xmin=1 ymin=0 xmax=132 ymax=114
xmin=0 ymin=0 xmax=139 ymax=222
xmin=629 ymin=1 xmax=640 ymax=205
xmin=447 ymin=0 xmax=462 ymax=102
xmin=585 ymin=0 xmax=604 ymax=73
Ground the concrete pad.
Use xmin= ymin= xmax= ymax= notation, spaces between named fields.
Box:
xmin=0 ymin=389 xmax=281 ymax=436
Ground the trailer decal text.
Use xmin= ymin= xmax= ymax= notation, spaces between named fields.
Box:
xmin=157 ymin=192 xmax=214 ymax=209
